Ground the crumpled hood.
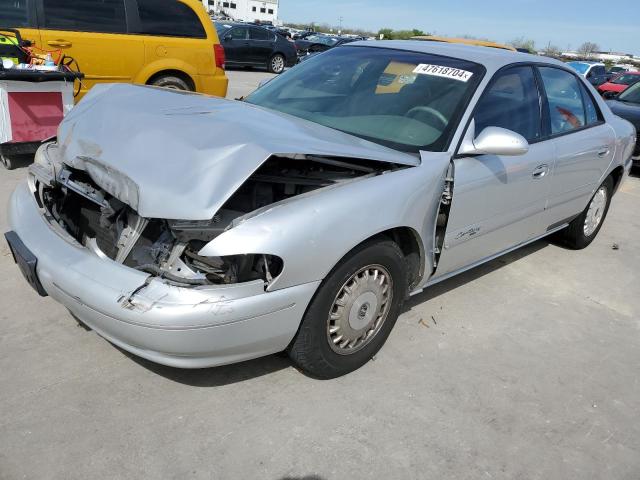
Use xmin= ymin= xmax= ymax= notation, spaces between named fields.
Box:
xmin=57 ymin=83 xmax=419 ymax=220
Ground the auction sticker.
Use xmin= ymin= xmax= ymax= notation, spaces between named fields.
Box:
xmin=413 ymin=64 xmax=474 ymax=82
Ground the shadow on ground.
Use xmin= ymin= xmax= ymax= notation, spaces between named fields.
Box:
xmin=120 ymin=239 xmax=551 ymax=386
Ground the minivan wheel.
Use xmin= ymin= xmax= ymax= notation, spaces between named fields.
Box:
xmin=288 ymin=239 xmax=408 ymax=379
xmin=150 ymin=75 xmax=192 ymax=91
xmin=1 ymin=154 xmax=15 ymax=170
xmin=268 ymin=54 xmax=286 ymax=74
xmin=559 ymin=176 xmax=613 ymax=250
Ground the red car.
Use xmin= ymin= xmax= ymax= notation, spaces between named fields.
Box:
xmin=598 ymin=71 xmax=640 ymax=96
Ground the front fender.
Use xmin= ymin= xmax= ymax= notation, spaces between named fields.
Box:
xmin=199 ymin=153 xmax=452 ymax=290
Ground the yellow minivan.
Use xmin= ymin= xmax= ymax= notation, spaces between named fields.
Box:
xmin=6 ymin=0 xmax=228 ymax=99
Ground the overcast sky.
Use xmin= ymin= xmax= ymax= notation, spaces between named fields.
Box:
xmin=280 ymin=0 xmax=639 ymax=56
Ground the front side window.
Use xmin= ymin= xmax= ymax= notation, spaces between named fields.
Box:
xmin=474 ymin=66 xmax=541 ymax=142
xmin=539 ymin=67 xmax=586 ymax=134
xmin=228 ymin=27 xmax=248 ymax=40
xmin=4 ymin=0 xmax=29 ymax=27
xmin=136 ymin=0 xmax=206 ymax=38
xmin=42 ymin=0 xmax=126 ymax=33
xmin=246 ymin=46 xmax=485 ymax=153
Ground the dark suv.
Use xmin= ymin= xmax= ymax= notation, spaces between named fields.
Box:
xmin=215 ymin=23 xmax=297 ymax=74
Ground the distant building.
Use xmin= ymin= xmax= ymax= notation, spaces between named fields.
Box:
xmin=203 ymin=0 xmax=280 ymax=25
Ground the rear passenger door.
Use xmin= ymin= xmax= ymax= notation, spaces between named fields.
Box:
xmin=36 ymin=0 xmax=144 ymax=98
xmin=434 ymin=66 xmax=555 ymax=278
xmin=537 ymin=66 xmax=616 ymax=227
xmin=248 ymin=27 xmax=274 ymax=65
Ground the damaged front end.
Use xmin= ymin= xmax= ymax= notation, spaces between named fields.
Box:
xmin=30 ymin=143 xmax=401 ymax=290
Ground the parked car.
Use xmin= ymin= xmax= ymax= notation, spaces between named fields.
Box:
xmin=608 ymin=65 xmax=634 ymax=75
xmin=215 ymin=23 xmax=297 ymax=74
xmin=606 ymin=82 xmax=640 ymax=166
xmin=295 ymin=34 xmax=356 ymax=58
xmin=567 ymin=61 xmax=611 ymax=87
xmin=292 ymin=30 xmax=315 ymax=40
xmin=6 ymin=42 xmax=635 ymax=378
xmin=597 ymin=71 xmax=640 ymax=96
xmin=6 ymin=0 xmax=228 ymax=99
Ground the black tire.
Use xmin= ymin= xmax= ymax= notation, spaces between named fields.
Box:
xmin=150 ymin=75 xmax=192 ymax=91
xmin=288 ymin=239 xmax=408 ymax=379
xmin=558 ymin=176 xmax=613 ymax=250
xmin=1 ymin=154 xmax=15 ymax=170
xmin=268 ymin=54 xmax=286 ymax=74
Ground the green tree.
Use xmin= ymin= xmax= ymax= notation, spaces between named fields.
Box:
xmin=509 ymin=37 xmax=536 ymax=53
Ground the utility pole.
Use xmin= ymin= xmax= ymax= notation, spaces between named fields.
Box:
xmin=339 ymin=16 xmax=343 ymax=35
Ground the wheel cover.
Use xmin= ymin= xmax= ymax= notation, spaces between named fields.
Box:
xmin=327 ymin=265 xmax=393 ymax=355
xmin=272 ymin=55 xmax=284 ymax=72
xmin=584 ymin=186 xmax=607 ymax=237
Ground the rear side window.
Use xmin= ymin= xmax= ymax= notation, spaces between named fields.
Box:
xmin=474 ymin=66 xmax=542 ymax=142
xmin=539 ymin=67 xmax=589 ymax=134
xmin=135 ymin=0 xmax=206 ymax=38
xmin=249 ymin=28 xmax=272 ymax=41
xmin=42 ymin=0 xmax=127 ymax=33
xmin=4 ymin=0 xmax=29 ymax=27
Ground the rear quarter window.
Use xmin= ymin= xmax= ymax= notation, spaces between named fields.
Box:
xmin=135 ymin=0 xmax=207 ymax=38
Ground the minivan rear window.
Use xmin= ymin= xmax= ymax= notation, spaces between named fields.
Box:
xmin=135 ymin=0 xmax=206 ymax=38
xmin=42 ymin=0 xmax=127 ymax=33
xmin=3 ymin=0 xmax=29 ymax=27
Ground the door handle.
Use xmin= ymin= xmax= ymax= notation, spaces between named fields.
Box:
xmin=532 ymin=164 xmax=550 ymax=179
xmin=47 ymin=40 xmax=72 ymax=48
xmin=597 ymin=147 xmax=610 ymax=157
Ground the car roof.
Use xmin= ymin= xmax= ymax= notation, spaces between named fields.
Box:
xmin=347 ymin=40 xmax=567 ymax=72
xmin=569 ymin=61 xmax=605 ymax=66
xmin=411 ymin=35 xmax=517 ymax=52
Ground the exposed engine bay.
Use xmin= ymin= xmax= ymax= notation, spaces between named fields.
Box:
xmin=32 ymin=153 xmax=401 ymax=288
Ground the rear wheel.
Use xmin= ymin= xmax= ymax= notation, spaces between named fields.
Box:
xmin=558 ymin=176 xmax=613 ymax=249
xmin=150 ymin=75 xmax=192 ymax=91
xmin=268 ymin=54 xmax=286 ymax=74
xmin=1 ymin=154 xmax=15 ymax=170
xmin=288 ymin=239 xmax=407 ymax=379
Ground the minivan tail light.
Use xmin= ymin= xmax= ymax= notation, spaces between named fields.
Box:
xmin=214 ymin=44 xmax=226 ymax=70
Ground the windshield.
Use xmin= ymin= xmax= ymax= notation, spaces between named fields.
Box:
xmin=306 ymin=35 xmax=339 ymax=46
xmin=567 ymin=62 xmax=589 ymax=75
xmin=245 ymin=46 xmax=485 ymax=152
xmin=612 ymin=74 xmax=640 ymax=86
xmin=618 ymin=82 xmax=640 ymax=103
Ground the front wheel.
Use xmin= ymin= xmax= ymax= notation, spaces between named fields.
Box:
xmin=558 ymin=176 xmax=613 ymax=249
xmin=288 ymin=239 xmax=408 ymax=379
xmin=268 ymin=54 xmax=286 ymax=74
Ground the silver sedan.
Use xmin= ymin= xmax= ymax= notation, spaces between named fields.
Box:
xmin=6 ymin=41 xmax=636 ymax=378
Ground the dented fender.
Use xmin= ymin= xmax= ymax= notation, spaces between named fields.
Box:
xmin=199 ymin=152 xmax=453 ymax=291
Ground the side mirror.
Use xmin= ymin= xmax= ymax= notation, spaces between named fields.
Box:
xmin=224 ymin=35 xmax=232 ymax=42
xmin=602 ymin=91 xmax=618 ymax=100
xmin=459 ymin=123 xmax=529 ymax=156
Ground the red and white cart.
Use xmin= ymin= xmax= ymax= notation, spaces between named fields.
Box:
xmin=0 ymin=69 xmax=81 ymax=170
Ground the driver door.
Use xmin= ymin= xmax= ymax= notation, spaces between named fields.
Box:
xmin=434 ymin=66 xmax=555 ymax=278
xmin=222 ymin=26 xmax=250 ymax=65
